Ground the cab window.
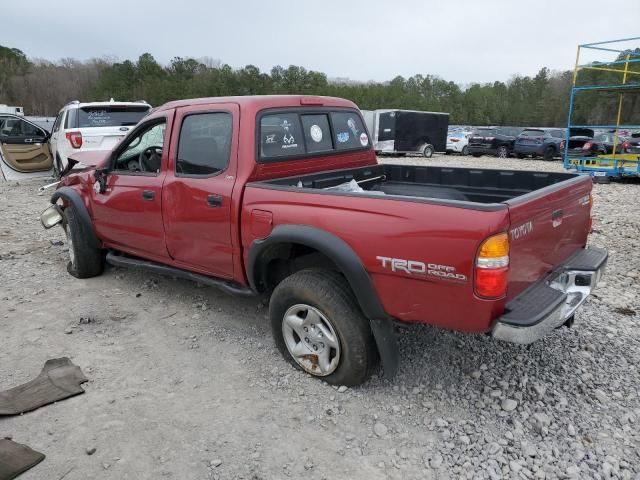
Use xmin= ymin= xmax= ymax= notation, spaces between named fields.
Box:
xmin=177 ymin=113 xmax=232 ymax=176
xmin=113 ymin=121 xmax=166 ymax=174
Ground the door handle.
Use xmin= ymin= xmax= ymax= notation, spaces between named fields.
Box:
xmin=207 ymin=194 xmax=222 ymax=207
xmin=25 ymin=138 xmax=33 ymax=143
xmin=142 ymin=190 xmax=155 ymax=201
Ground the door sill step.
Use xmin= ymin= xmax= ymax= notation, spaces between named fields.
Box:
xmin=105 ymin=251 xmax=255 ymax=297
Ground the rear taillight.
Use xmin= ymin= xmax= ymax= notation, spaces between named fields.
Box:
xmin=485 ymin=136 xmax=495 ymax=141
xmin=475 ymin=232 xmax=509 ymax=298
xmin=66 ymin=131 xmax=83 ymax=149
xmin=622 ymin=142 xmax=630 ymax=152
xmin=560 ymin=140 xmax=565 ymax=150
xmin=582 ymin=142 xmax=592 ymax=151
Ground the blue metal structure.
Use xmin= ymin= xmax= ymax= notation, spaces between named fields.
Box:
xmin=563 ymin=37 xmax=640 ymax=178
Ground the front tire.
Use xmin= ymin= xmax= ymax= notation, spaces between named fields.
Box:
xmin=461 ymin=145 xmax=469 ymax=156
xmin=64 ymin=205 xmax=104 ymax=279
xmin=269 ymin=269 xmax=378 ymax=386
xmin=422 ymin=145 xmax=434 ymax=158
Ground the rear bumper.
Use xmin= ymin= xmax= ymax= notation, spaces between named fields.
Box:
xmin=492 ymin=247 xmax=608 ymax=344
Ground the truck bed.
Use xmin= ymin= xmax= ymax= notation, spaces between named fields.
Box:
xmin=257 ymin=164 xmax=580 ymax=207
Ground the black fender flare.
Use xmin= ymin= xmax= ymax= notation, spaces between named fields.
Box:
xmin=50 ymin=187 xmax=101 ymax=249
xmin=248 ymin=224 xmax=399 ymax=377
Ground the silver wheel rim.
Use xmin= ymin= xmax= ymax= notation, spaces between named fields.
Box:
xmin=498 ymin=147 xmax=507 ymax=158
xmin=282 ymin=304 xmax=341 ymax=376
xmin=66 ymin=228 xmax=75 ymax=266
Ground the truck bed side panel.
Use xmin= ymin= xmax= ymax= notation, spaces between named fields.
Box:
xmin=242 ymin=186 xmax=510 ymax=333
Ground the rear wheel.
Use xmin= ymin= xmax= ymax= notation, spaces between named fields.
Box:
xmin=422 ymin=145 xmax=434 ymax=158
xmin=64 ymin=205 xmax=104 ymax=279
xmin=269 ymin=269 xmax=378 ymax=386
xmin=461 ymin=146 xmax=469 ymax=156
xmin=497 ymin=146 xmax=509 ymax=158
xmin=543 ymin=146 xmax=556 ymax=161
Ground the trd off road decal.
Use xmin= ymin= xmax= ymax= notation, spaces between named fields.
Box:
xmin=376 ymin=256 xmax=467 ymax=282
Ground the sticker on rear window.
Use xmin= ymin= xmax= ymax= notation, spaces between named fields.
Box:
xmin=337 ymin=132 xmax=350 ymax=143
xmin=347 ymin=118 xmax=359 ymax=136
xmin=310 ymin=124 xmax=323 ymax=143
xmin=360 ymin=133 xmax=368 ymax=146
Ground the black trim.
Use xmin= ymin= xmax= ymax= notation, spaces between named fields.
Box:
xmin=248 ymin=224 xmax=399 ymax=378
xmin=106 ymin=252 xmax=254 ymax=297
xmin=50 ymin=187 xmax=101 ymax=248
xmin=175 ymin=110 xmax=233 ymax=179
xmin=255 ymin=107 xmax=371 ymax=164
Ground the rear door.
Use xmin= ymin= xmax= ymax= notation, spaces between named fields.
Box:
xmin=161 ymin=103 xmax=239 ymax=278
xmin=0 ymin=115 xmax=52 ymax=172
xmin=505 ymin=176 xmax=592 ymax=299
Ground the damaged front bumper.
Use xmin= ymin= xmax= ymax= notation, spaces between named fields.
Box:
xmin=492 ymin=247 xmax=608 ymax=344
xmin=40 ymin=204 xmax=64 ymax=229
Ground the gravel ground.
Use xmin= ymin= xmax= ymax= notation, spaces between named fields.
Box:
xmin=0 ymin=155 xmax=638 ymax=479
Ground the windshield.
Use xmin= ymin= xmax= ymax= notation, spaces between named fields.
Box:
xmin=78 ymin=106 xmax=150 ymax=128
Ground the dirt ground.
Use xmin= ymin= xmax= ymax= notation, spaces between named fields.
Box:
xmin=0 ymin=155 xmax=638 ymax=479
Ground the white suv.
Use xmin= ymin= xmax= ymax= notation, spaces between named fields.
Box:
xmin=49 ymin=99 xmax=151 ymax=176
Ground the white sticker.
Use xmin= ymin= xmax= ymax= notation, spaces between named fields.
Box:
xmin=310 ymin=125 xmax=323 ymax=143
xmin=360 ymin=132 xmax=369 ymax=146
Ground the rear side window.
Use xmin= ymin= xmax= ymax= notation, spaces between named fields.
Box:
xmin=259 ymin=113 xmax=305 ymax=158
xmin=78 ymin=106 xmax=150 ymax=128
xmin=551 ymin=130 xmax=565 ymax=138
xmin=301 ymin=114 xmax=333 ymax=154
xmin=331 ymin=112 xmax=369 ymax=150
xmin=520 ymin=129 xmax=545 ymax=137
xmin=64 ymin=109 xmax=77 ymax=129
xmin=177 ymin=113 xmax=233 ymax=176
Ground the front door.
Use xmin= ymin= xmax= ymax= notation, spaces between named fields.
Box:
xmin=162 ymin=103 xmax=239 ymax=279
xmin=0 ymin=115 xmax=52 ymax=172
xmin=91 ymin=115 xmax=171 ymax=259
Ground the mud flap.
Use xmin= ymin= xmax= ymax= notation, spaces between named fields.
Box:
xmin=369 ymin=318 xmax=399 ymax=378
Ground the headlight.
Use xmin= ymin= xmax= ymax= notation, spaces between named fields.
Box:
xmin=40 ymin=204 xmax=63 ymax=229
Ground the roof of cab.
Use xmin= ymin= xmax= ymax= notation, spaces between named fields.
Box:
xmin=154 ymin=95 xmax=358 ymax=112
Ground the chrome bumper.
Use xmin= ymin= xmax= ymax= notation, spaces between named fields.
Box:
xmin=492 ymin=247 xmax=608 ymax=344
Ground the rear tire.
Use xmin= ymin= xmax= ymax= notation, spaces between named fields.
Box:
xmin=269 ymin=269 xmax=378 ymax=386
xmin=64 ymin=205 xmax=104 ymax=279
xmin=497 ymin=146 xmax=509 ymax=158
xmin=461 ymin=146 xmax=469 ymax=156
xmin=422 ymin=145 xmax=434 ymax=158
xmin=543 ymin=146 xmax=555 ymax=161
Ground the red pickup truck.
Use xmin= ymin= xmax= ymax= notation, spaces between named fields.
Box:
xmin=40 ymin=95 xmax=607 ymax=386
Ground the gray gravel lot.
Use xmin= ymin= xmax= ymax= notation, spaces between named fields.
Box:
xmin=0 ymin=155 xmax=638 ymax=479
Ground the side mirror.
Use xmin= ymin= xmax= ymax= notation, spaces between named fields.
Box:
xmin=94 ymin=168 xmax=109 ymax=194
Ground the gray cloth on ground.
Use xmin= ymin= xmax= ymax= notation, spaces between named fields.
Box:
xmin=0 ymin=439 xmax=45 ymax=480
xmin=0 ymin=357 xmax=88 ymax=416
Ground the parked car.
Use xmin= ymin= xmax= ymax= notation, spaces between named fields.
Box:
xmin=577 ymin=132 xmax=627 ymax=157
xmin=49 ymin=99 xmax=151 ymax=177
xmin=446 ymin=131 xmax=470 ymax=155
xmin=40 ymin=95 xmax=606 ymax=386
xmin=0 ymin=114 xmax=52 ymax=174
xmin=514 ymin=128 xmax=565 ymax=160
xmin=622 ymin=133 xmax=640 ymax=154
xmin=467 ymin=127 xmax=523 ymax=158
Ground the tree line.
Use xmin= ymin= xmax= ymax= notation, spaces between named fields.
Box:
xmin=1 ymin=45 xmax=638 ymax=127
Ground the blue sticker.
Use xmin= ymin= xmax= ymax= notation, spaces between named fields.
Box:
xmin=337 ymin=132 xmax=350 ymax=143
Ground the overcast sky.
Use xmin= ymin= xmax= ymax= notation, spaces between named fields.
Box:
xmin=2 ymin=0 xmax=639 ymax=84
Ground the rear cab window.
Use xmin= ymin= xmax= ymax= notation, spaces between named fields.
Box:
xmin=520 ymin=129 xmax=545 ymax=137
xmin=78 ymin=105 xmax=150 ymax=128
xmin=258 ymin=109 xmax=369 ymax=162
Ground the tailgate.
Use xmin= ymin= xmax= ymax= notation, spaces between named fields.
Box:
xmin=80 ymin=127 xmax=130 ymax=150
xmin=506 ymin=176 xmax=592 ymax=300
